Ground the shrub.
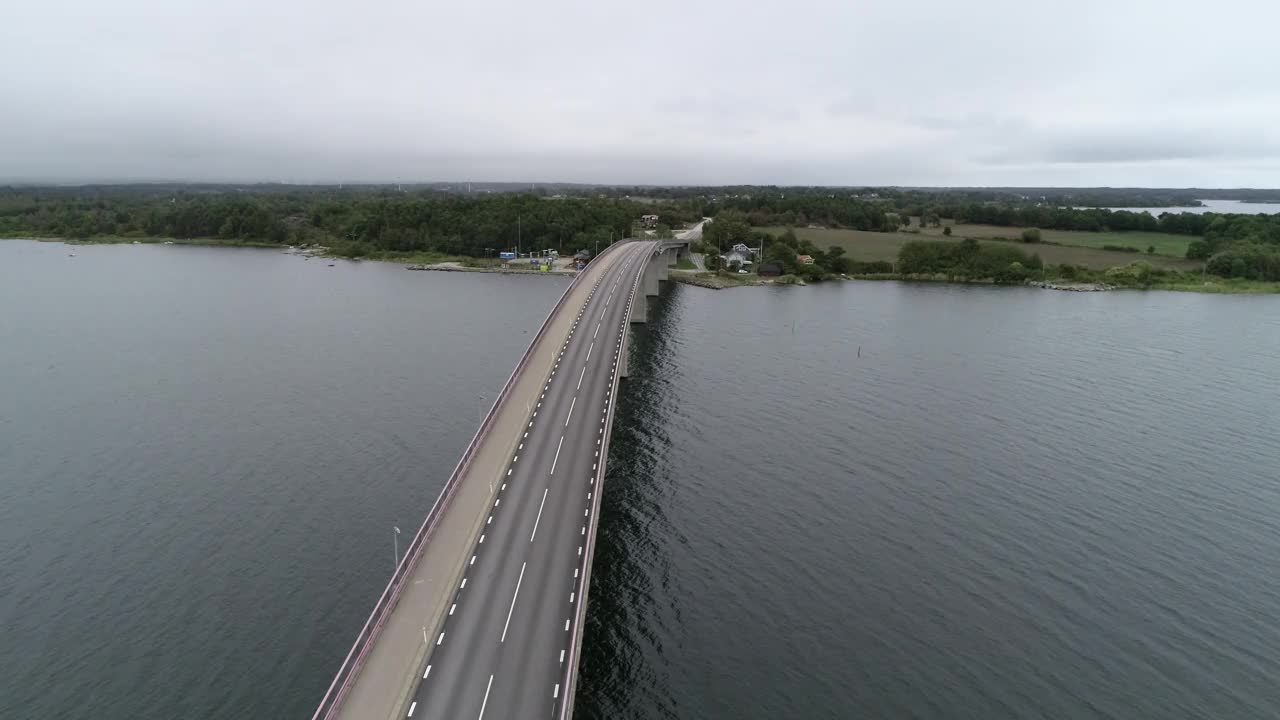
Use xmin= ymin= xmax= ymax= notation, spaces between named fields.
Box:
xmin=1021 ymin=228 xmax=1042 ymax=243
xmin=942 ymin=226 xmax=952 ymax=236
xmin=1185 ymin=239 xmax=1211 ymax=260
xmin=848 ymin=260 xmax=894 ymax=274
xmin=333 ymin=241 xmax=374 ymax=258
xmin=1102 ymin=244 xmax=1141 ymax=253
xmin=1105 ymin=261 xmax=1153 ymax=287
xmin=1205 ymin=245 xmax=1280 ymax=280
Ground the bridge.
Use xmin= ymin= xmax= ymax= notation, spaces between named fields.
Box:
xmin=312 ymin=231 xmax=693 ymax=720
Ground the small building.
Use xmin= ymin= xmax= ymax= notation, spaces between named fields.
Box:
xmin=640 ymin=214 xmax=660 ymax=228
xmin=722 ymin=249 xmax=748 ymax=268
xmin=797 ymin=254 xmax=815 ymax=265
xmin=758 ymin=262 xmax=783 ymax=277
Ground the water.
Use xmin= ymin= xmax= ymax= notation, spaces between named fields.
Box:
xmin=1092 ymin=199 xmax=1280 ymax=215
xmin=5 ymin=240 xmax=1280 ymax=719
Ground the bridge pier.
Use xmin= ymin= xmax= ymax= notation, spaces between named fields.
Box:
xmin=629 ymin=295 xmax=647 ymax=323
xmin=619 ymin=327 xmax=631 ymax=378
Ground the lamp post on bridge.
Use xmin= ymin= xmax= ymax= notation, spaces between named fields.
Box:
xmin=393 ymin=525 xmax=401 ymax=571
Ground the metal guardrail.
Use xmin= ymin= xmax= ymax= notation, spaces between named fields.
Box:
xmin=311 ymin=242 xmax=630 ymax=720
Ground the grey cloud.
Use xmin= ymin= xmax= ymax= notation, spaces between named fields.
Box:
xmin=977 ymin=126 xmax=1280 ymax=165
xmin=2 ymin=0 xmax=1279 ymax=186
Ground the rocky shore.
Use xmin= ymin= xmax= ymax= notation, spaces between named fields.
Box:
xmin=1027 ymin=280 xmax=1116 ymax=292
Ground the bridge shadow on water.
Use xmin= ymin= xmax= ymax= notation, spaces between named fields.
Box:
xmin=575 ymin=282 xmax=688 ymax=720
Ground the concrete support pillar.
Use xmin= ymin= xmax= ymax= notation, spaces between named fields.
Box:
xmin=630 ymin=296 xmax=647 ymax=323
xmin=666 ymin=248 xmax=676 ymax=266
xmin=657 ymin=260 xmax=668 ymax=282
xmin=644 ymin=263 xmax=659 ymax=297
xmin=619 ymin=327 xmax=631 ymax=378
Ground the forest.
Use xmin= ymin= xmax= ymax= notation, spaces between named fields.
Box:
xmin=0 ymin=186 xmax=703 ymax=258
xmin=5 ymin=184 xmax=1280 ymax=279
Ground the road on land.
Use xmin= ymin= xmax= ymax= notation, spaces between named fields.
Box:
xmin=403 ymin=241 xmax=654 ymax=720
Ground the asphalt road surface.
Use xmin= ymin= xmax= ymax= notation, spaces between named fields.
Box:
xmin=403 ymin=241 xmax=654 ymax=720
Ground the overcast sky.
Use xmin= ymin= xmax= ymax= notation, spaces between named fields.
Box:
xmin=4 ymin=0 xmax=1277 ymax=186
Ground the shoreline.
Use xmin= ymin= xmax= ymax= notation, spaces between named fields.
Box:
xmin=10 ymin=235 xmax=1279 ymax=294
xmin=670 ymin=270 xmax=1280 ymax=294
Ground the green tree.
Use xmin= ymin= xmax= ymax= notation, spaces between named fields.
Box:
xmin=1021 ymin=228 xmax=1042 ymax=243
xmin=764 ymin=241 xmax=799 ymax=274
xmin=826 ymin=245 xmax=851 ymax=274
xmin=1186 ymin=239 xmax=1211 ymax=259
xmin=942 ymin=226 xmax=952 ymax=236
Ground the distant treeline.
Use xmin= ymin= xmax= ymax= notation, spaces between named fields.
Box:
xmin=0 ymin=187 xmax=703 ymax=257
xmin=704 ymin=192 xmax=1269 ymax=239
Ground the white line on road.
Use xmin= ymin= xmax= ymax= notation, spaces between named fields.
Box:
xmin=501 ymin=563 xmax=528 ymax=642
xmin=550 ymin=435 xmax=565 ymax=474
xmin=423 ymin=664 xmax=432 ymax=679
xmin=594 ymin=322 xmax=600 ymax=338
xmin=478 ymin=674 xmax=495 ymax=720
xmin=585 ymin=341 xmax=594 ymax=363
xmin=565 ymin=396 xmax=576 ymax=426
xmin=408 ymin=700 xmax=417 ymax=717
xmin=530 ymin=488 xmax=549 ymax=542
xmin=577 ymin=366 xmax=586 ymax=389
xmin=437 ymin=631 xmax=445 ymax=646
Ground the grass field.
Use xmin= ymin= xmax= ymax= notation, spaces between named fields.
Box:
xmin=935 ymin=223 xmax=1194 ymax=257
xmin=757 ymin=227 xmax=1202 ymax=271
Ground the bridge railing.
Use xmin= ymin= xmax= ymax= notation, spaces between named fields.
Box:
xmin=311 ymin=242 xmax=628 ymax=720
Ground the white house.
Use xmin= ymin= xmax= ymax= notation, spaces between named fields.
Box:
xmin=721 ymin=243 xmax=753 ymax=268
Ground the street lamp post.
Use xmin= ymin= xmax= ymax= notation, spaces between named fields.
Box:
xmin=393 ymin=525 xmax=401 ymax=570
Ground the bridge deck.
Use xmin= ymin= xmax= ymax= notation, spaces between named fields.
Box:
xmin=320 ymin=242 xmax=653 ymax=720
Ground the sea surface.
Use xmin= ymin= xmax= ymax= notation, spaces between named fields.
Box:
xmin=3 ymin=239 xmax=1280 ymax=719
xmin=1094 ymin=198 xmax=1280 ymax=215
